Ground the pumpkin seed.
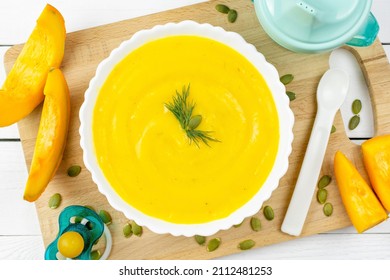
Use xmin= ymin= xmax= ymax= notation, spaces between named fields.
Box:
xmin=280 ymin=74 xmax=294 ymax=85
xmin=238 ymin=239 xmax=255 ymax=250
xmin=228 ymin=9 xmax=238 ymax=23
xmin=188 ymin=115 xmax=202 ymax=130
xmin=331 ymin=125 xmax=336 ymax=134
xmin=286 ymin=91 xmax=296 ymax=101
xmin=123 ymin=222 xmax=132 ymax=238
xmin=67 ymin=165 xmax=81 ymax=177
xmin=98 ymin=209 xmax=112 ymax=225
xmin=90 ymin=250 xmax=101 ymax=260
xmin=84 ymin=205 xmax=96 ymax=212
xmin=317 ymin=188 xmax=328 ymax=204
xmin=263 ymin=205 xmax=274 ymax=221
xmin=207 ymin=238 xmax=221 ymax=252
xmin=349 ymin=115 xmax=360 ymax=130
xmin=318 ymin=175 xmax=331 ymax=189
xmin=48 ymin=193 xmax=62 ymax=209
xmin=352 ymin=99 xmax=362 ymax=115
xmin=215 ymin=4 xmax=230 ymax=14
xmin=323 ymin=203 xmax=333 ymax=217
xmin=86 ymin=222 xmax=94 ymax=230
xmin=131 ymin=221 xmax=143 ymax=237
xmin=73 ymin=216 xmax=93 ymax=229
xmin=195 ymin=235 xmax=206 ymax=245
xmin=250 ymin=217 xmax=261 ymax=232
xmin=233 ymin=221 xmax=243 ymax=228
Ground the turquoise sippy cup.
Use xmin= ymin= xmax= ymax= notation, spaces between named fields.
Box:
xmin=253 ymin=0 xmax=379 ymax=53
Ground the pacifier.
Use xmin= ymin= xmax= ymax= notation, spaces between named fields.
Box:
xmin=45 ymin=205 xmax=112 ymax=260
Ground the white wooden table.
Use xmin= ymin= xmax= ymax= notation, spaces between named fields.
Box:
xmin=1 ymin=0 xmax=390 ymax=260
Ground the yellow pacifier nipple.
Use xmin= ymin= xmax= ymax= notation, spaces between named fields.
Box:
xmin=57 ymin=231 xmax=85 ymax=259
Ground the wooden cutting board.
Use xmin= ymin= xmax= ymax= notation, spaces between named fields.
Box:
xmin=4 ymin=0 xmax=390 ymax=259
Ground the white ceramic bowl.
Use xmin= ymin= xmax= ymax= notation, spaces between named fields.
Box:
xmin=79 ymin=20 xmax=294 ymax=237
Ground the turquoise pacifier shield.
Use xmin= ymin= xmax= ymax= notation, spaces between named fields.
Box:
xmin=45 ymin=205 xmax=105 ymax=260
xmin=254 ymin=0 xmax=375 ymax=52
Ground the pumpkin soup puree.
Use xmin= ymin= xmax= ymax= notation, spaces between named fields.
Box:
xmin=93 ymin=35 xmax=279 ymax=224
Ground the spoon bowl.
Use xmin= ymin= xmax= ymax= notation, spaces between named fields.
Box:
xmin=317 ymin=69 xmax=350 ymax=111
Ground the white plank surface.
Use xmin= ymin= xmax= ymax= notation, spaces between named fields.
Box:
xmin=0 ymin=236 xmax=44 ymax=260
xmin=0 ymin=0 xmax=387 ymax=44
xmin=372 ymin=0 xmax=390 ymax=43
xmin=220 ymin=234 xmax=390 ymax=260
xmin=0 ymin=0 xmax=207 ymax=44
xmin=0 ymin=0 xmax=390 ymax=260
xmin=0 ymin=142 xmax=27 ymax=190
xmin=0 ymin=143 xmax=41 ymax=235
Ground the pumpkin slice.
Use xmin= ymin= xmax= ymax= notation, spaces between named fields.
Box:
xmin=0 ymin=4 xmax=66 ymax=127
xmin=362 ymin=134 xmax=390 ymax=211
xmin=23 ymin=68 xmax=70 ymax=202
xmin=334 ymin=151 xmax=387 ymax=233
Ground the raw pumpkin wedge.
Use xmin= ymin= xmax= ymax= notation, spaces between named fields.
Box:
xmin=334 ymin=151 xmax=387 ymax=233
xmin=0 ymin=4 xmax=65 ymax=127
xmin=23 ymin=68 xmax=70 ymax=202
xmin=362 ymin=134 xmax=390 ymax=211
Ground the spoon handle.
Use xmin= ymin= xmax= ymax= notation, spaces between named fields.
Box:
xmin=281 ymin=108 xmax=335 ymax=236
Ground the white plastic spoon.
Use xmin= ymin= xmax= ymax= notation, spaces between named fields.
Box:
xmin=281 ymin=68 xmax=349 ymax=236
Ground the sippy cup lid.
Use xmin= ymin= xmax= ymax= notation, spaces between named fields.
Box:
xmin=254 ymin=0 xmax=376 ymax=52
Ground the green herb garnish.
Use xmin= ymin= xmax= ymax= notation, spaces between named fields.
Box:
xmin=165 ymin=84 xmax=220 ymax=147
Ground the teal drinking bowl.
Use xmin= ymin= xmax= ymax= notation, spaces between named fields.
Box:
xmin=253 ymin=0 xmax=379 ymax=53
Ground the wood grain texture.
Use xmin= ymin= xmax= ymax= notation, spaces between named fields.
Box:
xmin=3 ymin=0 xmax=390 ymax=259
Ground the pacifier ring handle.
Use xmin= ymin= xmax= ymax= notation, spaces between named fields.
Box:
xmin=80 ymin=217 xmax=112 ymax=260
xmin=99 ymin=224 xmax=112 ymax=260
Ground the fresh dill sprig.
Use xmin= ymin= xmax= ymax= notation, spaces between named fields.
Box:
xmin=165 ymin=84 xmax=220 ymax=147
